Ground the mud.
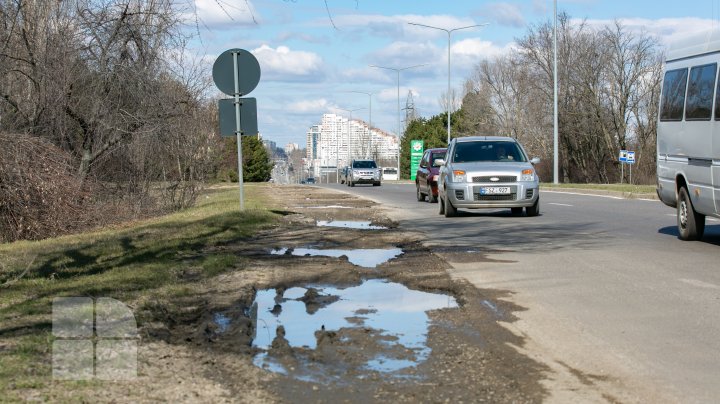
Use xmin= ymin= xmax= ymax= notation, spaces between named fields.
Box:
xmin=74 ymin=185 xmax=550 ymax=402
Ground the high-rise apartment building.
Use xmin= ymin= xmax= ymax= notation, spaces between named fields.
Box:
xmin=305 ymin=113 xmax=399 ymax=173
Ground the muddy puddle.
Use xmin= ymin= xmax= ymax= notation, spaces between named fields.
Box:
xmin=271 ymin=247 xmax=403 ymax=268
xmin=246 ymin=279 xmax=458 ymax=381
xmin=316 ymin=220 xmax=387 ymax=230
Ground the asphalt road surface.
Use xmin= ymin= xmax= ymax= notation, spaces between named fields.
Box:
xmin=320 ymin=182 xmax=720 ymax=403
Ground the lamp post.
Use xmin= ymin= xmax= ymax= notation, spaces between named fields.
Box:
xmin=345 ymin=91 xmax=372 ymax=158
xmin=408 ymin=22 xmax=489 ymax=144
xmin=370 ymin=64 xmax=426 ymax=180
xmin=553 ymin=0 xmax=559 ymax=184
xmin=334 ymin=107 xmax=365 ymax=182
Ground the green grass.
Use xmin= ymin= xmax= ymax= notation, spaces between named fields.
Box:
xmin=0 ymin=183 xmax=278 ymax=399
xmin=540 ymin=182 xmax=656 ymax=194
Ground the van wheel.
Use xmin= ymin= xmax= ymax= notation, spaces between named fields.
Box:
xmin=350 ymin=181 xmax=355 ymax=187
xmin=511 ymin=207 xmax=523 ymax=216
xmin=526 ymin=199 xmax=540 ymax=217
xmin=678 ymin=187 xmax=705 ymax=240
xmin=416 ymin=184 xmax=425 ymax=201
xmin=444 ymin=193 xmax=457 ymax=217
xmin=438 ymin=193 xmax=445 ymax=215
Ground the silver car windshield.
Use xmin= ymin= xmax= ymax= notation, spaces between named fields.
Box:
xmin=452 ymin=141 xmax=526 ymax=163
xmin=353 ymin=161 xmax=377 ymax=169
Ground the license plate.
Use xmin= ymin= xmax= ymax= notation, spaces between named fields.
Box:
xmin=479 ymin=186 xmax=511 ymax=195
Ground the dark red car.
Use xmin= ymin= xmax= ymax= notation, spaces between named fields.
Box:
xmin=415 ymin=148 xmax=447 ymax=203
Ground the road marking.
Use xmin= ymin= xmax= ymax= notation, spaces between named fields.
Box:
xmin=679 ymin=278 xmax=720 ymax=290
xmin=548 ymin=202 xmax=573 ymax=207
xmin=542 ymin=190 xmax=623 ymax=200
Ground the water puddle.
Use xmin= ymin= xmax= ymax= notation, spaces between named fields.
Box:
xmin=316 ymin=220 xmax=387 ymax=230
xmin=213 ymin=313 xmax=231 ymax=333
xmin=271 ymin=247 xmax=403 ymax=268
xmin=251 ymin=279 xmax=458 ymax=379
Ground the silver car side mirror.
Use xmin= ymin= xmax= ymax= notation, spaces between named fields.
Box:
xmin=435 ymin=159 xmax=446 ymax=166
xmin=530 ymin=157 xmax=540 ymax=165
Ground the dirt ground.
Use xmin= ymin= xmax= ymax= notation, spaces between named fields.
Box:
xmin=48 ymin=184 xmax=552 ymax=403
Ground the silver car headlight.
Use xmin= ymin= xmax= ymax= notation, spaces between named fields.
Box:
xmin=520 ymin=168 xmax=536 ymax=182
xmin=451 ymin=170 xmax=466 ymax=183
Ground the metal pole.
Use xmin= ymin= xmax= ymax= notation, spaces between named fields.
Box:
xmin=397 ymin=70 xmax=401 ymax=179
xmin=232 ymin=51 xmax=245 ymax=210
xmin=553 ymin=0 xmax=559 ymax=184
xmin=447 ymin=31 xmax=451 ymax=144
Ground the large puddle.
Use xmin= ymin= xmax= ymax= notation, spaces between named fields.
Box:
xmin=271 ymin=247 xmax=403 ymax=268
xmin=316 ymin=220 xmax=387 ymax=230
xmin=250 ymin=279 xmax=458 ymax=379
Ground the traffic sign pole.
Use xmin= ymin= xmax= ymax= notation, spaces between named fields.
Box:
xmin=233 ymin=51 xmax=245 ymax=210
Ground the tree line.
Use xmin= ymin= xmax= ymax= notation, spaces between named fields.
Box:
xmin=403 ymin=14 xmax=663 ymax=184
xmin=0 ymin=0 xmax=271 ymax=242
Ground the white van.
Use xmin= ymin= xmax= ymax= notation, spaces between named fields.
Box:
xmin=657 ymin=30 xmax=720 ymax=240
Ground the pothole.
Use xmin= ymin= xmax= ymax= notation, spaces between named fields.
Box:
xmin=250 ymin=279 xmax=458 ymax=381
xmin=316 ymin=220 xmax=387 ymax=230
xmin=271 ymin=247 xmax=403 ymax=268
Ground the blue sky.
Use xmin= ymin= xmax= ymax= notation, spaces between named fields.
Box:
xmin=185 ymin=0 xmax=720 ymax=148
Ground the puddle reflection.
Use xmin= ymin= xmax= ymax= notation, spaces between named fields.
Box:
xmin=316 ymin=220 xmax=387 ymax=230
xmin=271 ymin=247 xmax=403 ymax=268
xmin=252 ymin=279 xmax=458 ymax=376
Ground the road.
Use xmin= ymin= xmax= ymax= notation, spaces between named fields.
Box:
xmin=320 ymin=182 xmax=720 ymax=403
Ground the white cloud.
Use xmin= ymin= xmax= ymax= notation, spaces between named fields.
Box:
xmin=251 ymin=45 xmax=325 ymax=82
xmin=377 ymin=87 xmax=420 ymax=103
xmin=325 ymin=13 xmax=482 ymax=41
xmin=452 ymin=38 xmax=515 ymax=60
xmin=477 ymin=3 xmax=525 ymax=28
xmin=188 ymin=0 xmax=258 ymax=28
xmin=573 ymin=17 xmax=715 ymax=47
xmin=286 ymin=98 xmax=332 ymax=114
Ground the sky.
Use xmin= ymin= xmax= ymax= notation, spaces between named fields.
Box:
xmin=183 ymin=0 xmax=720 ymax=149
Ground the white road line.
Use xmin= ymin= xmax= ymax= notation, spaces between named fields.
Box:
xmin=541 ymin=190 xmax=624 ymax=200
xmin=679 ymin=278 xmax=720 ymax=290
xmin=548 ymin=202 xmax=573 ymax=207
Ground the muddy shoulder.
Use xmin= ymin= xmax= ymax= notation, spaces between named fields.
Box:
xmin=119 ymin=185 xmax=550 ymax=402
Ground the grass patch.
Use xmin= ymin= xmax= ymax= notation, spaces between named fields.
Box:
xmin=0 ymin=183 xmax=278 ymax=398
xmin=541 ymin=182 xmax=656 ymax=194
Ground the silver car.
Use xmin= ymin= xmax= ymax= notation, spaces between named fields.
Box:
xmin=348 ymin=159 xmax=381 ymax=187
xmin=437 ymin=136 xmax=540 ymax=217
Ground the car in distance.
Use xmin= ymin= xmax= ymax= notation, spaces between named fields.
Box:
xmin=382 ymin=167 xmax=398 ymax=181
xmin=437 ymin=136 xmax=540 ymax=217
xmin=305 ymin=177 xmax=316 ymax=184
xmin=416 ymin=148 xmax=447 ymax=203
xmin=348 ymin=159 xmax=381 ymax=187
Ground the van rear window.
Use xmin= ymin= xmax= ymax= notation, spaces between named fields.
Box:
xmin=660 ymin=68 xmax=688 ymax=121
xmin=685 ymin=63 xmax=717 ymax=120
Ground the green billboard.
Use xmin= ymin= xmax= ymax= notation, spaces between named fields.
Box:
xmin=410 ymin=140 xmax=424 ymax=181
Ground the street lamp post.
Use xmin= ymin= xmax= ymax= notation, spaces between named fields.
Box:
xmin=553 ymin=0 xmax=559 ymax=184
xmin=335 ymin=107 xmax=365 ymax=181
xmin=370 ymin=64 xmax=425 ymax=180
xmin=345 ymin=91 xmax=372 ymax=158
xmin=408 ymin=22 xmax=488 ymax=144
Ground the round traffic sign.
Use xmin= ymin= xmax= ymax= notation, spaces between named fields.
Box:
xmin=212 ymin=48 xmax=261 ymax=96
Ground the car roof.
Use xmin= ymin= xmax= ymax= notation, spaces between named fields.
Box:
xmin=453 ymin=136 xmax=517 ymax=143
xmin=426 ymin=148 xmax=447 ymax=153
